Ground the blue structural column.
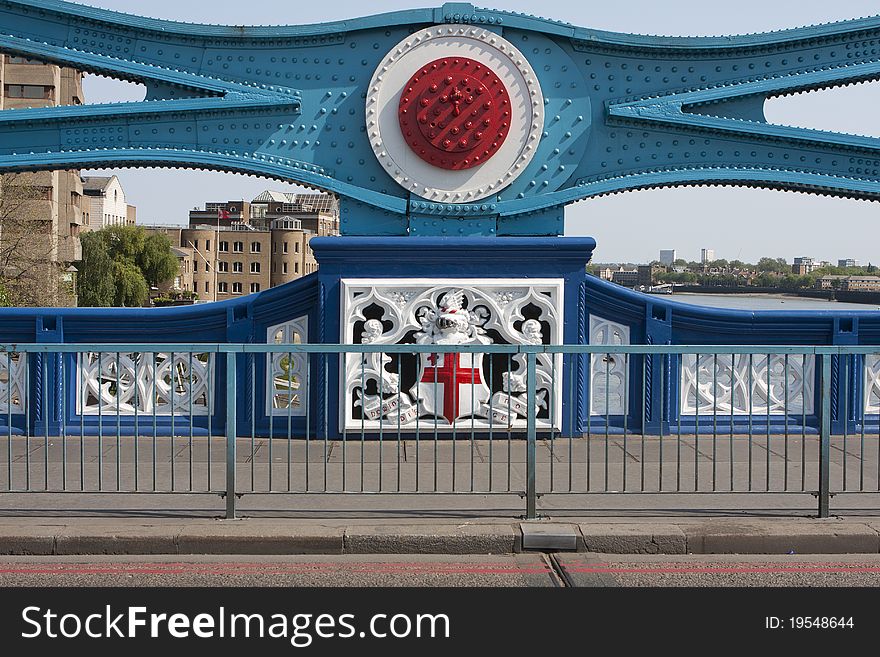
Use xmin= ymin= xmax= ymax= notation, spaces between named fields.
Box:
xmin=312 ymin=236 xmax=596 ymax=438
xmin=34 ymin=315 xmax=63 ymax=436
xmin=643 ymin=302 xmax=673 ymax=434
xmin=832 ymin=317 xmax=859 ymax=435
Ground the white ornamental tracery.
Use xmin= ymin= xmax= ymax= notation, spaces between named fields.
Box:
xmin=77 ymin=352 xmax=214 ymax=416
xmin=680 ymin=354 xmax=815 ymax=416
xmin=266 ymin=316 xmax=309 ymax=416
xmin=589 ymin=316 xmax=630 ymax=416
xmin=0 ymin=352 xmax=25 ymax=414
xmin=866 ymin=354 xmax=880 ymax=415
xmin=341 ymin=279 xmax=563 ymax=432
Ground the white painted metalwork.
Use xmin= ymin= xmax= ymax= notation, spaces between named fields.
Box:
xmin=267 ymin=316 xmax=309 ymax=416
xmin=589 ymin=316 xmax=630 ymax=416
xmin=0 ymin=351 xmax=25 ymax=414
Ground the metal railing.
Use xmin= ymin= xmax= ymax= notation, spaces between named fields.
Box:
xmin=0 ymin=343 xmax=878 ymax=519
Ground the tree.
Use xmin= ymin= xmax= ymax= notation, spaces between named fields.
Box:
xmin=77 ymin=232 xmax=115 ymax=307
xmin=77 ymin=224 xmax=178 ymax=307
xmin=757 ymin=257 xmax=789 ymax=273
xmin=0 ymin=173 xmax=67 ymax=306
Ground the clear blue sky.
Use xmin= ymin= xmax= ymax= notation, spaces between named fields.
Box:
xmin=78 ymin=0 xmax=880 ymax=265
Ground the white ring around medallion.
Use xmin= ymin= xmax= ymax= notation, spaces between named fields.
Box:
xmin=366 ymin=25 xmax=545 ymax=204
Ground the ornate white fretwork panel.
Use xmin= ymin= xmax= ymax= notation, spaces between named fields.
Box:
xmin=341 ymin=279 xmax=564 ymax=432
xmin=266 ymin=316 xmax=309 ymax=416
xmin=866 ymin=354 xmax=880 ymax=415
xmin=589 ymin=316 xmax=630 ymax=416
xmin=77 ymin=352 xmax=214 ymax=416
xmin=0 ymin=352 xmax=25 ymax=414
xmin=680 ymin=354 xmax=815 ymax=416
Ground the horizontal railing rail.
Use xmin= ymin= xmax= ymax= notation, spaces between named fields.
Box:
xmin=0 ymin=343 xmax=876 ymax=519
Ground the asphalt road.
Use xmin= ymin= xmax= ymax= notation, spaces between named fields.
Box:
xmin=4 ymin=554 xmax=880 ymax=587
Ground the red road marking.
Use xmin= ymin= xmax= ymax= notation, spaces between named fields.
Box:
xmin=567 ymin=564 xmax=880 ymax=574
xmin=0 ymin=562 xmax=552 ymax=576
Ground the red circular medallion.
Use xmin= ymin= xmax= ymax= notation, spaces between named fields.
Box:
xmin=397 ymin=57 xmax=512 ymax=171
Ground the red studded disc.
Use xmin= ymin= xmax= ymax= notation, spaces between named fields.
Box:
xmin=397 ymin=57 xmax=512 ymax=171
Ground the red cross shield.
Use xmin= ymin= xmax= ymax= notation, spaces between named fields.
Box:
xmin=412 ymin=352 xmax=490 ymax=424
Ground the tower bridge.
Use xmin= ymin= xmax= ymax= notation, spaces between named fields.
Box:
xmin=0 ymin=1 xmax=878 ymax=516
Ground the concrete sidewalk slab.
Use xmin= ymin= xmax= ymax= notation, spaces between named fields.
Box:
xmin=1 ymin=517 xmax=879 ymax=556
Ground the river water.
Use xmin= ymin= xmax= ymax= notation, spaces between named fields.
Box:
xmin=662 ymin=292 xmax=880 ymax=312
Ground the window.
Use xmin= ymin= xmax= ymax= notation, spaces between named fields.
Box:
xmin=193 ymin=261 xmax=198 ymax=273
xmin=283 ymin=262 xmax=288 ymax=275
xmin=250 ymin=262 xmax=261 ymax=274
xmin=218 ymin=261 xmax=229 ymax=273
xmin=295 ymin=242 xmax=300 ymax=254
xmin=273 ymin=242 xmax=277 ymax=254
xmin=3 ymin=84 xmax=53 ymax=100
xmin=232 ymin=282 xmax=242 ymax=294
xmin=5 ymin=56 xmax=42 ymax=65
xmin=294 ymin=262 xmax=299 ymax=274
xmin=205 ymin=281 xmax=210 ymax=293
xmin=218 ymin=282 xmax=229 ymax=294
xmin=193 ymin=239 xmax=199 ymax=250
xmin=219 ymin=241 xmax=229 ymax=252
xmin=233 ymin=241 xmax=243 ymax=253
xmin=250 ymin=283 xmax=261 ymax=294
xmin=283 ymin=242 xmax=289 ymax=254
xmin=206 ymin=240 xmax=211 ymax=251
xmin=233 ymin=262 xmax=243 ymax=273
xmin=251 ymin=242 xmax=261 ymax=254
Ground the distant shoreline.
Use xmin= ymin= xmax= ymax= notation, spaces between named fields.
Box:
xmin=666 ymin=285 xmax=880 ymax=306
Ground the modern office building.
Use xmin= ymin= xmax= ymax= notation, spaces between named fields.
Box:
xmin=0 ymin=54 xmax=85 ymax=305
xmin=700 ymin=248 xmax=715 ymax=264
xmin=659 ymin=249 xmax=676 ymax=266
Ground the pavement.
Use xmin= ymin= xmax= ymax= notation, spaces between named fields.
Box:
xmin=2 ymin=516 xmax=880 ymax=556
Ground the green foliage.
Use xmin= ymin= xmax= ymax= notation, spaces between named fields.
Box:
xmin=77 ymin=225 xmax=178 ymax=307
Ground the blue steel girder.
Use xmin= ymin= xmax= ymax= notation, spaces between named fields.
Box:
xmin=1 ymin=1 xmax=880 ymax=236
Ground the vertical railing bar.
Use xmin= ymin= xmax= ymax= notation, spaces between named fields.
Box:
xmin=379 ymin=356 xmax=384 ymax=493
xmin=712 ymin=353 xmax=718 ymax=493
xmin=303 ymin=351 xmax=309 ymax=493
xmin=323 ymin=354 xmax=329 ymax=493
xmin=60 ymin=354 xmax=66 ymax=492
xmin=570 ymin=356 xmax=576 ymax=493
xmin=96 ymin=352 xmax=101 ymax=491
xmin=399 ymin=353 xmax=403 ymax=494
xmin=133 ymin=352 xmax=139 ymax=493
xmin=801 ymin=353 xmax=807 ymax=492
xmin=267 ymin=354 xmax=273 ymax=493
xmin=859 ymin=356 xmax=866 ymax=492
xmin=360 ymin=355 xmax=366 ymax=494
xmin=766 ymin=354 xmax=771 ymax=492
xmin=748 ymin=353 xmax=753 ymax=492
xmin=43 ymin=354 xmax=49 ymax=491
xmin=488 ymin=354 xmax=493 ymax=493
xmin=115 ymin=352 xmax=120 ymax=492
xmin=621 ymin=353 xmax=627 ymax=492
xmin=23 ymin=351 xmax=30 ymax=491
xmin=188 ymin=351 xmax=194 ymax=493
xmin=287 ymin=352 xmax=300 ymax=493
xmin=151 ymin=353 xmax=157 ymax=492
xmin=604 ymin=354 xmax=609 ymax=492
xmin=250 ymin=356 xmax=256 ymax=492
xmin=207 ymin=354 xmax=213 ymax=493
xmin=586 ymin=353 xmax=592 ymax=492
xmin=819 ymin=353 xmax=832 ymax=518
xmin=695 ymin=353 xmax=699 ymax=493
xmin=506 ymin=354 xmax=511 ymax=493
xmin=451 ymin=355 xmax=456 ymax=494
xmin=170 ymin=351 xmax=175 ymax=493
xmin=843 ymin=355 xmax=849 ymax=492
xmin=525 ymin=351 xmax=537 ymax=520
xmin=469 ymin=355 xmax=475 ymax=494
xmin=433 ymin=353 xmax=438 ymax=493
xmin=729 ymin=354 xmax=734 ymax=492
xmin=550 ymin=355 xmax=556 ymax=493
xmin=79 ymin=352 xmax=84 ymax=492
xmin=784 ymin=354 xmax=789 ymax=491
xmin=225 ymin=351 xmax=237 ymax=520
xmin=6 ymin=352 xmax=12 ymax=491
xmin=414 ymin=350 xmax=420 ymax=493
xmin=676 ymin=355 xmax=682 ymax=493
xmin=640 ymin=355 xmax=646 ymax=492
xmin=658 ymin=354 xmax=664 ymax=492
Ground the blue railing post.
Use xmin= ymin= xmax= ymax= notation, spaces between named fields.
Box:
xmin=225 ymin=350 xmax=237 ymax=520
xmin=525 ymin=350 xmax=537 ymax=520
xmin=819 ymin=351 xmax=832 ymax=518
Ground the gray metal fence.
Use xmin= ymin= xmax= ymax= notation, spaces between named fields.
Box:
xmin=0 ymin=343 xmax=878 ymax=519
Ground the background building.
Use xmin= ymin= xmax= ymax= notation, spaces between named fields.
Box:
xmin=0 ymin=54 xmax=84 ymax=305
xmin=145 ymin=190 xmax=339 ymax=301
xmin=792 ymin=256 xmax=817 ymax=275
xmin=81 ymin=175 xmax=136 ymax=231
xmin=659 ymin=249 xmax=676 ymax=266
xmin=838 ymin=258 xmax=859 ymax=268
xmin=700 ymin=248 xmax=716 ymax=264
